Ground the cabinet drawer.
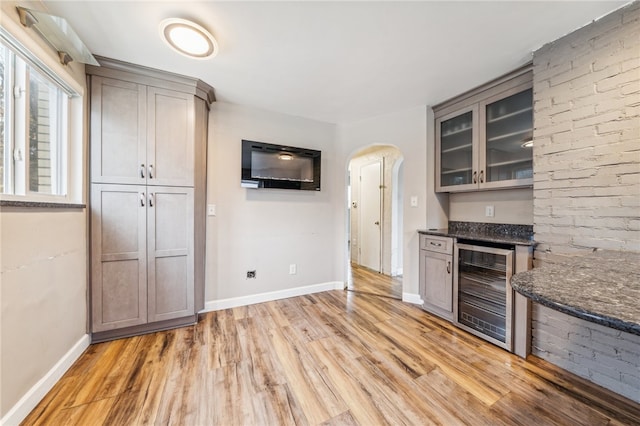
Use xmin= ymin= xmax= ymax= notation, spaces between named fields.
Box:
xmin=420 ymin=235 xmax=453 ymax=254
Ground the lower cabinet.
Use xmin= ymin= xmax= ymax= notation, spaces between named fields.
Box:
xmin=419 ymin=235 xmax=454 ymax=321
xmin=91 ymin=184 xmax=195 ymax=339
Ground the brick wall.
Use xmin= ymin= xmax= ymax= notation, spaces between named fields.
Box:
xmin=531 ymin=1 xmax=640 ymax=403
xmin=532 ymin=304 xmax=640 ymax=402
xmin=533 ymin=1 xmax=639 ymax=256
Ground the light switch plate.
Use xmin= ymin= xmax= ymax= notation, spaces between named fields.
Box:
xmin=485 ymin=205 xmax=495 ymax=217
xmin=410 ymin=196 xmax=418 ymax=207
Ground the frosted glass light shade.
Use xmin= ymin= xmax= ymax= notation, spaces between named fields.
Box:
xmin=160 ymin=18 xmax=218 ymax=59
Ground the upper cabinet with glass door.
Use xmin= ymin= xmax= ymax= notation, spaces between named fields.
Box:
xmin=481 ymin=85 xmax=533 ymax=188
xmin=436 ymin=106 xmax=478 ymax=192
xmin=435 ymin=67 xmax=533 ymax=192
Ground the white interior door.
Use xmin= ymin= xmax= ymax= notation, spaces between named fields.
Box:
xmin=360 ymin=160 xmax=382 ymax=272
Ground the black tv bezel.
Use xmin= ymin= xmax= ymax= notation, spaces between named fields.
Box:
xmin=241 ymin=139 xmax=321 ymax=191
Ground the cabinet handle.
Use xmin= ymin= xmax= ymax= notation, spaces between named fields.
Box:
xmin=139 ymin=193 xmax=145 ymax=207
xmin=140 ymin=164 xmax=145 ymax=179
xmin=479 ymin=170 xmax=484 ymax=183
xmin=473 ymin=171 xmax=477 ymax=184
xmin=149 ymin=193 xmax=154 ymax=207
xmin=430 ymin=242 xmax=442 ymax=247
xmin=148 ymin=164 xmax=154 ymax=179
xmin=447 ymin=261 xmax=451 ymax=274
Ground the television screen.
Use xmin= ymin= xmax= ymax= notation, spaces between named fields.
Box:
xmin=241 ymin=140 xmax=321 ymax=190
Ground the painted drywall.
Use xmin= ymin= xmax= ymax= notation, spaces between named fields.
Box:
xmin=205 ymin=102 xmax=340 ymax=302
xmin=349 ymin=146 xmax=403 ymax=275
xmin=337 ymin=106 xmax=444 ymax=298
xmin=449 ymin=188 xmax=534 ymax=225
xmin=0 ymin=210 xmax=87 ymax=416
xmin=0 ymin=2 xmax=89 ymax=420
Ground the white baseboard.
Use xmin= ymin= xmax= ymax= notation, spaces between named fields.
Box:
xmin=402 ymin=292 xmax=423 ymax=305
xmin=1 ymin=334 xmax=90 ymax=426
xmin=202 ymin=281 xmax=345 ymax=312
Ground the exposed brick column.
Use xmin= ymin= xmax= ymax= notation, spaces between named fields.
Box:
xmin=530 ymin=1 xmax=640 ymax=403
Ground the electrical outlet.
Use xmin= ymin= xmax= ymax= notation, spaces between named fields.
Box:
xmin=207 ymin=204 xmax=216 ymax=216
xmin=289 ymin=264 xmax=297 ymax=275
xmin=485 ymin=205 xmax=495 ymax=217
xmin=246 ymin=270 xmax=256 ymax=279
xmin=410 ymin=196 xmax=418 ymax=207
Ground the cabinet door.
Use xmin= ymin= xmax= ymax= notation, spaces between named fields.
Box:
xmin=479 ymin=84 xmax=533 ymax=189
xmin=147 ymin=186 xmax=195 ymax=322
xmin=436 ymin=105 xmax=479 ymax=192
xmin=90 ymin=77 xmax=147 ymax=184
xmin=91 ymin=184 xmax=147 ymax=332
xmin=147 ymin=88 xmax=195 ymax=187
xmin=420 ymin=250 xmax=453 ymax=320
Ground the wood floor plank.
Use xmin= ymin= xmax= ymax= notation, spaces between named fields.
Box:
xmin=304 ymin=338 xmax=390 ymax=425
xmin=267 ymin=325 xmax=345 ymax=424
xmin=21 ymin=286 xmax=640 ymax=426
xmin=205 ymin=308 xmax=242 ymax=369
xmin=235 ymin=316 xmax=288 ymax=390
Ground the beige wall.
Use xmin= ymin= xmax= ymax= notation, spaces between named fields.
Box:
xmin=449 ymin=188 xmax=534 ymax=225
xmin=337 ymin=106 xmax=444 ymax=298
xmin=205 ymin=102 xmax=340 ymax=302
xmin=0 ymin=210 xmax=87 ymax=416
xmin=0 ymin=2 xmax=88 ymax=419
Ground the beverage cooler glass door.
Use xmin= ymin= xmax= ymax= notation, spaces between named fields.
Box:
xmin=454 ymin=243 xmax=514 ymax=351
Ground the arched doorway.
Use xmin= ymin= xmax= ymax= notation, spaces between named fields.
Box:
xmin=347 ymin=145 xmax=404 ymax=299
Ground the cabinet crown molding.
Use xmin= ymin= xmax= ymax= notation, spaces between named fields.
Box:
xmin=86 ymin=55 xmax=215 ymax=104
xmin=433 ymin=63 xmax=532 ymax=117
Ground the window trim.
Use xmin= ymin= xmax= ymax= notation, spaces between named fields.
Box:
xmin=1 ymin=25 xmax=82 ymax=205
xmin=0 ymin=27 xmax=78 ymax=97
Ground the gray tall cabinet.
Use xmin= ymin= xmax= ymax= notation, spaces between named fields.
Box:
xmin=87 ymin=57 xmax=214 ymax=342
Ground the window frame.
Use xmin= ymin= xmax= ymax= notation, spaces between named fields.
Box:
xmin=0 ymin=27 xmax=81 ymax=205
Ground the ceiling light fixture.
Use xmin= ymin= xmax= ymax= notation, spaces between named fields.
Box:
xmin=159 ymin=18 xmax=218 ymax=59
xmin=278 ymin=154 xmax=294 ymax=161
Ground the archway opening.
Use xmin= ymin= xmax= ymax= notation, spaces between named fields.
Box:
xmin=347 ymin=145 xmax=404 ymax=299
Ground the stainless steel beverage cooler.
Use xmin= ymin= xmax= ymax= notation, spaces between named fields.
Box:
xmin=454 ymin=242 xmax=514 ymax=351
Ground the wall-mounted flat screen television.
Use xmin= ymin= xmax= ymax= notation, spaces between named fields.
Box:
xmin=241 ymin=140 xmax=321 ymax=190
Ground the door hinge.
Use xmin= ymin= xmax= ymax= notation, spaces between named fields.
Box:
xmin=13 ymin=148 xmax=23 ymax=161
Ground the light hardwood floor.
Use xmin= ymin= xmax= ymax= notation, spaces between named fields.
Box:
xmin=23 ymin=291 xmax=640 ymax=425
xmin=348 ymin=263 xmax=403 ymax=299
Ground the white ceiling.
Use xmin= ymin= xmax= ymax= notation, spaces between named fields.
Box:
xmin=40 ymin=0 xmax=629 ymax=124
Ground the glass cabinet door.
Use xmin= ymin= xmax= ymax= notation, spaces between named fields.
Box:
xmin=437 ymin=107 xmax=475 ymax=189
xmin=482 ymin=88 xmax=533 ymax=185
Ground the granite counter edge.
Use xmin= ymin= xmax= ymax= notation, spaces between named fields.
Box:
xmin=417 ymin=229 xmax=535 ymax=246
xmin=511 ymin=278 xmax=640 ymax=337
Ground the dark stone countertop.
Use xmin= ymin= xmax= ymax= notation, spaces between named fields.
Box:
xmin=418 ymin=221 xmax=534 ymax=246
xmin=511 ymin=250 xmax=640 ymax=336
xmin=0 ymin=200 xmax=86 ymax=209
